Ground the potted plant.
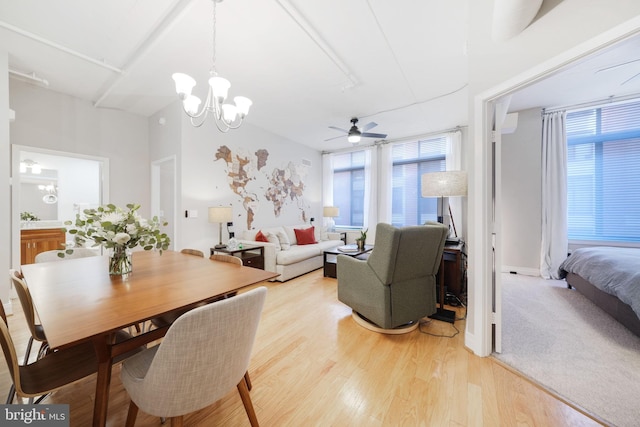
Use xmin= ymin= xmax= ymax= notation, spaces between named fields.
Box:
xmin=356 ymin=228 xmax=367 ymax=251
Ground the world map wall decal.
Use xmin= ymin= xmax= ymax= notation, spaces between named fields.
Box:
xmin=215 ymin=145 xmax=310 ymax=229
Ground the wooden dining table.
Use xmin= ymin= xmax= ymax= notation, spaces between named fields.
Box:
xmin=20 ymin=250 xmax=278 ymax=427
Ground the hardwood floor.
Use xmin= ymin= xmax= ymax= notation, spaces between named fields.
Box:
xmin=1 ymin=269 xmax=603 ymax=426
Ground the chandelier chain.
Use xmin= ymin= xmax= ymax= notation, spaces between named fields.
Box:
xmin=212 ymin=0 xmax=217 ymax=75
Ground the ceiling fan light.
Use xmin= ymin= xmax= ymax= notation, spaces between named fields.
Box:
xmin=234 ymin=96 xmax=252 ymax=117
xmin=348 ymin=134 xmax=361 ymax=144
xmin=209 ymin=76 xmax=231 ymax=102
xmin=172 ymin=73 xmax=196 ymax=100
xmin=183 ymin=95 xmax=202 ymax=115
xmin=221 ymin=103 xmax=238 ymax=122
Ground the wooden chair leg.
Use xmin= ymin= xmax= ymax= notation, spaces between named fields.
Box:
xmin=171 ymin=416 xmax=183 ymax=427
xmin=125 ymin=400 xmax=139 ymax=427
xmin=237 ymin=379 xmax=259 ymax=427
xmin=244 ymin=371 xmax=252 ymax=391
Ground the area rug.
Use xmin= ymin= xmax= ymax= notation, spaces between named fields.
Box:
xmin=494 ymin=273 xmax=640 ymax=427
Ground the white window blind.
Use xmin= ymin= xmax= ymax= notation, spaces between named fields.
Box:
xmin=391 ymin=136 xmax=446 ymax=226
xmin=566 ymin=99 xmax=640 ymax=243
xmin=332 ymin=151 xmax=365 ymax=227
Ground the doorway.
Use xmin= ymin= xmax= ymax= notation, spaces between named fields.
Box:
xmin=11 ymin=145 xmax=109 ymax=269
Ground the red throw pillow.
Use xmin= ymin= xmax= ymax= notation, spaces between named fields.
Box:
xmin=294 ymin=227 xmax=317 ymax=245
xmin=255 ymin=230 xmax=269 ymax=242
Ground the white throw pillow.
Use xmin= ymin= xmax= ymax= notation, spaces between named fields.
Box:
xmin=276 ymin=230 xmax=291 ymax=250
xmin=265 ymin=232 xmax=281 ymax=250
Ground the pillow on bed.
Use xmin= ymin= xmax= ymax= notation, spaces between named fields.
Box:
xmin=294 ymin=226 xmax=317 ymax=245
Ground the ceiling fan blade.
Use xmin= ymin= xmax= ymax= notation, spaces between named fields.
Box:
xmin=621 ymin=71 xmax=640 ymax=86
xmin=360 ymin=122 xmax=378 ymax=132
xmin=328 ymin=126 xmax=348 ymax=133
xmin=324 ymin=134 xmax=346 ymax=142
xmin=361 ymin=132 xmax=387 ymax=139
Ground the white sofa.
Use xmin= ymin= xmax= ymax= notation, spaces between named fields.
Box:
xmin=238 ymin=225 xmax=343 ymax=282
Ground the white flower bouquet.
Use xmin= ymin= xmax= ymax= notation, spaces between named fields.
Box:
xmin=63 ymin=203 xmax=171 ymax=274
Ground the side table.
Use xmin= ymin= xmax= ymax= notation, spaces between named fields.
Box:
xmin=323 ymin=244 xmax=373 ymax=278
xmin=210 ymin=245 xmax=265 ymax=270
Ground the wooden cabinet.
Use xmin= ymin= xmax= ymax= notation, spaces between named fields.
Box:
xmin=20 ymin=228 xmax=66 ymax=265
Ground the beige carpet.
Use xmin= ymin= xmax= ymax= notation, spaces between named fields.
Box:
xmin=494 ymin=273 xmax=640 ymax=427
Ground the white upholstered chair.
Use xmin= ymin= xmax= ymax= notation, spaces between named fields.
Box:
xmin=120 ymin=286 xmax=267 ymax=427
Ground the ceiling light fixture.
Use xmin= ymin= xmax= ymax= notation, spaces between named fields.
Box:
xmin=347 ymin=119 xmax=362 ymax=144
xmin=172 ymin=0 xmax=251 ymax=131
xmin=20 ymin=159 xmax=41 ymax=174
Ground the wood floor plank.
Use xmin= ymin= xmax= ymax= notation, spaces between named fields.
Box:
xmin=0 ymin=269 xmax=604 ymax=426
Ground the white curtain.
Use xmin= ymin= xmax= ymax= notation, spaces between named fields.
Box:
xmin=363 ymin=147 xmax=378 ymax=242
xmin=540 ymin=111 xmax=568 ymax=279
xmin=321 ymin=153 xmax=334 ymax=239
xmin=321 ymin=153 xmax=334 ymax=205
xmin=446 ymin=130 xmax=463 ymax=236
xmin=377 ymin=143 xmax=393 ymax=224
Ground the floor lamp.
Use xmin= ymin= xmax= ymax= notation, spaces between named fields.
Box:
xmin=421 ymin=170 xmax=468 ymax=323
xmin=208 ymin=206 xmax=233 ymax=249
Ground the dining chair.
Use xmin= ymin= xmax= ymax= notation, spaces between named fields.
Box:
xmin=8 ymin=270 xmax=48 ymax=364
xmin=120 ymin=286 xmax=267 ymax=427
xmin=209 ymin=253 xmax=243 ymax=265
xmin=180 ymin=248 xmax=204 ymax=257
xmin=34 ymin=248 xmax=99 ymax=263
xmin=7 ymin=269 xmax=50 ymax=403
xmin=0 ymin=299 xmax=144 ymax=405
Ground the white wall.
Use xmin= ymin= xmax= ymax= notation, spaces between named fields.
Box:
xmin=501 ymin=108 xmax=542 ymax=275
xmin=1 ymin=51 xmax=10 ymax=310
xmin=149 ymin=102 xmax=323 ymax=256
xmin=465 ymin=0 xmax=640 ymax=355
xmin=8 ymin=80 xmax=150 ymax=215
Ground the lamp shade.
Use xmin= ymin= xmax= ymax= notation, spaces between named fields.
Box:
xmin=208 ymin=206 xmax=233 ymax=223
xmin=421 ymin=171 xmax=468 ymax=198
xmin=172 ymin=73 xmax=196 ymax=99
xmin=323 ymin=206 xmax=339 ymax=218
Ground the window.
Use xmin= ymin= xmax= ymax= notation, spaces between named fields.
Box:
xmin=332 ymin=151 xmax=365 ymax=227
xmin=391 ymin=137 xmax=446 ymax=226
xmin=566 ymin=100 xmax=640 ymax=243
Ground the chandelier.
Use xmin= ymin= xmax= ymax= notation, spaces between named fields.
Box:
xmin=172 ymin=0 xmax=251 ymax=131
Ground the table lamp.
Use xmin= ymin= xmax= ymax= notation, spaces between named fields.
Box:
xmin=323 ymin=206 xmax=339 ymax=232
xmin=208 ymin=206 xmax=233 ymax=249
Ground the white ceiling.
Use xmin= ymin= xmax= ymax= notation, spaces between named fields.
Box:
xmin=2 ymin=0 xmax=639 ymax=152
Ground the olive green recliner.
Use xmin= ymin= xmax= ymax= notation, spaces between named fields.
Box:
xmin=337 ymin=222 xmax=448 ymax=330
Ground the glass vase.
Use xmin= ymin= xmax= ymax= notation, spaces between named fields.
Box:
xmin=109 ymin=247 xmax=132 ymax=276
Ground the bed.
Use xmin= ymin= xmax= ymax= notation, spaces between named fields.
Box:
xmin=558 ymin=246 xmax=640 ymax=337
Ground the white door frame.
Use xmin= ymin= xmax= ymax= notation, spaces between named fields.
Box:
xmin=151 ymin=156 xmax=177 ymax=251
xmin=465 ymin=17 xmax=640 ymax=357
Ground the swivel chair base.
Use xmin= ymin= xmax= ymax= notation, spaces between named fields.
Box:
xmin=352 ymin=311 xmax=419 ymax=335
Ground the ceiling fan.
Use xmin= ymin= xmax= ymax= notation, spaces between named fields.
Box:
xmin=326 ymin=118 xmax=388 ymax=144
